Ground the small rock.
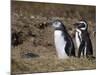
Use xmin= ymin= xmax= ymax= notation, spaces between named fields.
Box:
xmin=22 ymin=52 xmax=39 ymax=58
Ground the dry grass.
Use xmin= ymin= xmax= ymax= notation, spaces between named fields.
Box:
xmin=11 ymin=1 xmax=96 ymax=75
xmin=11 ymin=56 xmax=95 ymax=74
xmin=11 ymin=40 xmax=96 ymax=74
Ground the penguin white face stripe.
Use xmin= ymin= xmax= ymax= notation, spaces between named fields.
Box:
xmin=79 ymin=21 xmax=87 ymax=30
xmin=80 ymin=27 xmax=86 ymax=30
xmin=79 ymin=21 xmax=87 ymax=26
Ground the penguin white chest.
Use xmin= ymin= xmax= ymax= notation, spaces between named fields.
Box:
xmin=54 ymin=30 xmax=69 ymax=59
xmin=75 ymin=29 xmax=82 ymax=49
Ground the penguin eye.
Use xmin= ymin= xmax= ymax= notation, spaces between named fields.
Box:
xmin=53 ymin=22 xmax=61 ymax=27
xmin=77 ymin=23 xmax=87 ymax=30
xmin=55 ymin=22 xmax=58 ymax=25
xmin=80 ymin=23 xmax=85 ymax=27
xmin=77 ymin=23 xmax=85 ymax=29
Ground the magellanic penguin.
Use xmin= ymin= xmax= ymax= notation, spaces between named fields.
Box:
xmin=50 ymin=20 xmax=75 ymax=59
xmin=74 ymin=20 xmax=93 ymax=58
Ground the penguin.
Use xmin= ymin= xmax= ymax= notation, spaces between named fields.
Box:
xmin=74 ymin=20 xmax=93 ymax=58
xmin=50 ymin=20 xmax=75 ymax=59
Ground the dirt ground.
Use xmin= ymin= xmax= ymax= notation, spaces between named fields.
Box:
xmin=11 ymin=1 xmax=96 ymax=75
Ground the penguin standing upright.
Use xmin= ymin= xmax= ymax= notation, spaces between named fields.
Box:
xmin=74 ymin=20 xmax=93 ymax=58
xmin=50 ymin=20 xmax=75 ymax=59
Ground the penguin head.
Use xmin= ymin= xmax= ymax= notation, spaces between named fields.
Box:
xmin=74 ymin=20 xmax=88 ymax=31
xmin=50 ymin=20 xmax=66 ymax=30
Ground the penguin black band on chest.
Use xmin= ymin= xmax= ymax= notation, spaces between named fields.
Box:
xmin=74 ymin=20 xmax=93 ymax=58
xmin=50 ymin=20 xmax=75 ymax=59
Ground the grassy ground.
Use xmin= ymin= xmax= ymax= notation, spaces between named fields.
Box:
xmin=11 ymin=1 xmax=96 ymax=75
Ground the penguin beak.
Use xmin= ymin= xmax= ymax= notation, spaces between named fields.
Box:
xmin=47 ymin=21 xmax=53 ymax=26
xmin=73 ymin=23 xmax=79 ymax=28
xmin=73 ymin=23 xmax=78 ymax=26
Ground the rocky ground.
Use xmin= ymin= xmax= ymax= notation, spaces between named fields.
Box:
xmin=11 ymin=1 xmax=96 ymax=75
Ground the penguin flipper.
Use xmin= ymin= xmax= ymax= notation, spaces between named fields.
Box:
xmin=71 ymin=46 xmax=75 ymax=56
xmin=64 ymin=41 xmax=75 ymax=56
xmin=63 ymin=31 xmax=75 ymax=57
xmin=78 ymin=40 xmax=85 ymax=57
xmin=64 ymin=43 xmax=70 ymax=56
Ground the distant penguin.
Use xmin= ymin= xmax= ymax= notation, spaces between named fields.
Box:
xmin=74 ymin=20 xmax=93 ymax=58
xmin=50 ymin=20 xmax=75 ymax=59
